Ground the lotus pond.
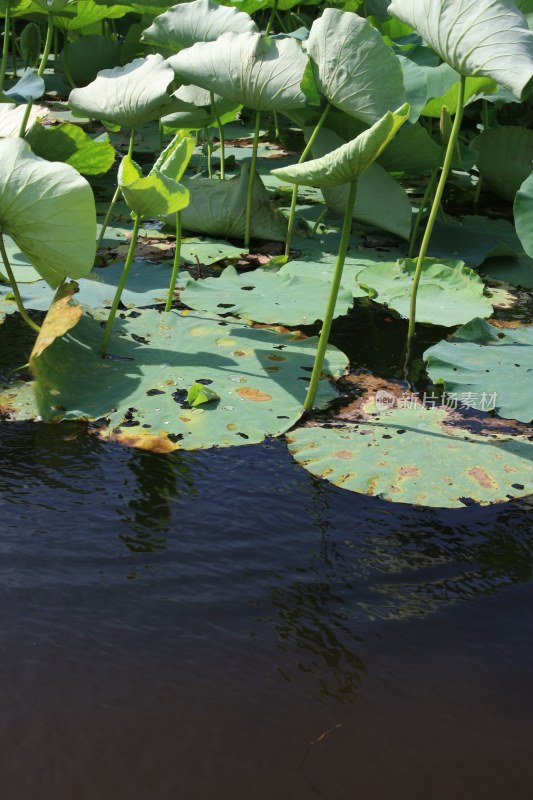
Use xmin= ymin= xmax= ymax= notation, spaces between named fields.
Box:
xmin=0 ymin=0 xmax=533 ymax=796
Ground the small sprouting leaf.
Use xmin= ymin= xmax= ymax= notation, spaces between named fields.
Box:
xmin=118 ymin=154 xmax=190 ymax=218
xmin=187 ymin=382 xmax=220 ymax=407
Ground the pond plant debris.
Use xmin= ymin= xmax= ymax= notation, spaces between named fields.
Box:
xmin=0 ymin=0 xmax=532 ymax=508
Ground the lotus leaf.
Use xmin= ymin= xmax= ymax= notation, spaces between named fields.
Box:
xmin=76 ymin=260 xmax=189 ymax=309
xmin=0 ymin=138 xmax=96 ymax=288
xmin=388 ymin=0 xmax=533 ymax=100
xmin=422 ymin=76 xmax=497 ymax=117
xmin=180 ymin=264 xmax=354 ymax=326
xmin=142 ymin=0 xmax=258 ymax=51
xmin=26 ymin=122 xmax=115 ymax=175
xmin=68 ymin=54 xmax=176 ymax=128
xmin=177 ymin=165 xmax=287 ymax=242
xmin=168 ymin=31 xmax=307 ymax=112
xmin=1 ymin=68 xmax=44 ymax=102
xmin=0 ymin=102 xmax=48 ymax=137
xmin=425 ymin=318 xmax=533 ymax=423
xmin=54 ymin=35 xmax=122 ymax=86
xmin=286 ymin=405 xmax=533 ymax=507
xmin=118 ymin=155 xmax=190 ymax=219
xmin=271 ymin=105 xmax=409 ymax=188
xmin=276 ymin=259 xmax=368 ymax=299
xmin=306 ymin=9 xmax=406 ymax=125
xmin=414 ymin=216 xmax=521 ymax=267
xmin=481 ymin=252 xmax=533 ymax=289
xmin=472 ymin=126 xmax=533 ymax=202
xmin=28 ymin=308 xmax=348 ymax=450
xmin=514 ymin=172 xmax=533 ymax=258
xmin=162 ymin=85 xmax=241 ymax=131
xmin=54 ymin=1 xmax=131 ymax=32
xmin=357 ymin=259 xmax=494 ymax=326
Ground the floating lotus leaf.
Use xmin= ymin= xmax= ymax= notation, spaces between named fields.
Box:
xmin=118 ymin=155 xmax=190 ymax=218
xmin=77 ymin=260 xmax=189 ymax=308
xmin=306 ymin=9 xmax=406 ymax=125
xmin=168 ymin=31 xmax=307 ymax=112
xmin=414 ymin=215 xmax=521 ymax=266
xmin=162 ymin=85 xmax=241 ymax=130
xmin=481 ymin=252 xmax=533 ymax=289
xmin=26 ymin=122 xmax=115 ymax=175
xmin=306 ymin=128 xmax=412 ymax=238
xmin=424 ymin=318 xmax=533 ymax=423
xmin=180 ymin=264 xmax=354 ymax=326
xmin=68 ymin=54 xmax=176 ymax=128
xmin=472 ymin=126 xmax=533 ymax=202
xmin=0 ymin=138 xmax=95 ymax=288
xmin=177 ymin=165 xmax=287 ymax=242
xmin=26 ymin=308 xmax=348 ymax=451
xmin=277 ymin=259 xmax=368 ymax=299
xmin=286 ymin=406 xmax=533 ymax=507
xmin=271 ymin=105 xmax=409 ymax=188
xmin=514 ymin=172 xmax=533 ymax=258
xmin=142 ymin=0 xmax=258 ymax=51
xmin=388 ymin=0 xmax=533 ymax=100
xmin=356 ymin=259 xmax=494 ymax=326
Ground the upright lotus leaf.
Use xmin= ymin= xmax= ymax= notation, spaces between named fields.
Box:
xmin=26 ymin=122 xmax=115 ymax=175
xmin=68 ymin=54 xmax=176 ymax=128
xmin=168 ymin=31 xmax=307 ymax=111
xmin=306 ymin=9 xmax=406 ymax=124
xmin=177 ymin=164 xmax=287 ymax=242
xmin=162 ymin=84 xmax=241 ymax=130
xmin=424 ymin=318 xmax=533 ymax=423
xmin=286 ymin=404 xmax=533 ymax=507
xmin=356 ymin=258 xmax=494 ymax=326
xmin=153 ymin=132 xmax=195 ymax=182
xmin=28 ymin=308 xmax=348 ymax=450
xmin=180 ymin=264 xmax=354 ymax=326
xmin=142 ymin=0 xmax=258 ymax=51
xmin=471 ymin=126 xmax=533 ymax=202
xmin=271 ymin=105 xmax=410 ymax=187
xmin=0 ymin=102 xmax=48 ymax=137
xmin=388 ymin=0 xmax=533 ymax=99
xmin=514 ymin=172 xmax=533 ymax=257
xmin=1 ymin=68 xmax=44 ymax=102
xmin=54 ymin=35 xmax=122 ymax=87
xmin=0 ymin=138 xmax=96 ymax=287
xmin=118 ymin=155 xmax=190 ymax=220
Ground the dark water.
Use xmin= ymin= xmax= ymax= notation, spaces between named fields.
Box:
xmin=0 ymin=421 xmax=532 ymax=800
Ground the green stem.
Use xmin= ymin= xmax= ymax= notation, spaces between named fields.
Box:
xmin=210 ymin=91 xmax=225 ymax=179
xmin=205 ymin=128 xmax=212 ymax=178
xmin=407 ymin=160 xmax=440 ymax=259
xmin=310 ymin=206 xmax=328 ymax=237
xmin=407 ymin=75 xmax=466 ymax=341
xmin=0 ymin=231 xmax=40 ymax=332
xmin=284 ymin=102 xmax=331 ymax=257
xmin=265 ymin=0 xmax=278 ymax=36
xmin=11 ymin=13 xmax=17 ymax=78
xmin=96 ymin=128 xmax=134 ymax=250
xmin=304 ymin=180 xmax=357 ymax=413
xmin=18 ymin=12 xmax=54 ymax=137
xmin=244 ymin=109 xmax=261 ymax=250
xmin=0 ymin=0 xmax=11 ymax=93
xmin=100 ymin=214 xmax=142 ymax=355
xmin=165 ymin=211 xmax=182 ymax=312
xmin=61 ymin=38 xmax=76 ymax=89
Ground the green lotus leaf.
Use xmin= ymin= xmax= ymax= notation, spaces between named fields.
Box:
xmin=162 ymin=84 xmax=242 ymax=130
xmin=276 ymin=259 xmax=368 ymax=300
xmin=0 ymin=138 xmax=96 ymax=288
xmin=514 ymin=172 xmax=533 ymax=258
xmin=356 ymin=258 xmax=494 ymax=326
xmin=54 ymin=1 xmax=131 ymax=32
xmin=31 ymin=0 xmax=70 ymax=11
xmin=472 ymin=126 xmax=533 ymax=203
xmin=153 ymin=132 xmax=195 ymax=182
xmin=388 ymin=0 xmax=533 ymax=100
xmin=481 ymin=252 xmax=533 ymax=289
xmin=422 ymin=76 xmax=497 ymax=118
xmin=77 ymin=260 xmax=189 ymax=309
xmin=187 ymin=382 xmax=220 ymax=407
xmin=55 ymin=35 xmax=122 ymax=87
xmin=176 ymin=164 xmax=287 ymax=242
xmin=413 ymin=215 xmax=522 ymax=267
xmin=1 ymin=68 xmax=44 ymax=103
xmin=180 ymin=264 xmax=354 ymax=326
xmin=68 ymin=54 xmax=176 ymax=128
xmin=26 ymin=122 xmax=115 ymax=175
xmin=142 ymin=0 xmax=258 ymax=51
xmin=425 ymin=318 xmax=533 ymax=423
xmin=168 ymin=31 xmax=307 ymax=112
xmin=306 ymin=8 xmax=406 ymax=125
xmin=398 ymin=56 xmax=458 ymax=122
xmin=118 ymin=155 xmax=190 ymax=218
xmin=0 ymin=102 xmax=48 ymax=137
xmin=271 ymin=104 xmax=409 ymax=188
xmin=286 ymin=405 xmax=533 ymax=507
xmin=28 ymin=308 xmax=348 ymax=449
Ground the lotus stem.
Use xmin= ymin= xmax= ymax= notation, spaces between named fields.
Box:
xmin=18 ymin=12 xmax=54 ymax=137
xmin=11 ymin=15 xmax=17 ymax=78
xmin=244 ymin=109 xmax=261 ymax=250
xmin=310 ymin=206 xmax=328 ymax=237
xmin=284 ymin=102 xmax=331 ymax=257
xmin=407 ymin=161 xmax=440 ymax=259
xmin=210 ymin=91 xmax=225 ymax=179
xmin=0 ymin=0 xmax=11 ymax=93
xmin=407 ymin=75 xmax=466 ymax=342
xmin=99 ymin=213 xmax=142 ymax=355
xmin=304 ymin=180 xmax=357 ymax=413
xmin=265 ymin=0 xmax=278 ymax=36
xmin=96 ymin=128 xmax=135 ymax=250
xmin=165 ymin=210 xmax=182 ymax=312
xmin=0 ymin=231 xmax=40 ymax=333
xmin=205 ymin=127 xmax=213 ymax=178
